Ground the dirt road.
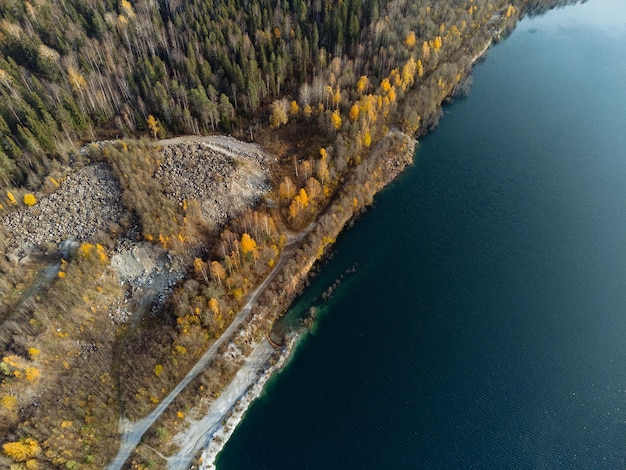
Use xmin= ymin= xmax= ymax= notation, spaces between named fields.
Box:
xmin=107 ymin=225 xmax=312 ymax=469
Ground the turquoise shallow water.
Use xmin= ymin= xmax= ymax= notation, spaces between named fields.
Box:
xmin=217 ymin=1 xmax=626 ymax=467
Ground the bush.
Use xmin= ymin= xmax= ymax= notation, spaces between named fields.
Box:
xmin=23 ymin=194 xmax=37 ymax=206
xmin=3 ymin=438 xmax=41 ymax=462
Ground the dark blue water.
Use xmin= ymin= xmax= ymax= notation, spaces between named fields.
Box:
xmin=217 ymin=1 xmax=626 ymax=467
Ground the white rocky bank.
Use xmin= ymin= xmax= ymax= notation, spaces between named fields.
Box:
xmin=166 ymin=336 xmax=299 ymax=470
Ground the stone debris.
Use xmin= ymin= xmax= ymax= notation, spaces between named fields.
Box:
xmin=156 ymin=136 xmax=271 ymax=228
xmin=1 ymin=136 xmax=273 ymax=323
xmin=108 ymin=242 xmax=185 ymax=323
xmin=1 ymin=136 xmax=271 ymax=262
xmin=1 ymin=163 xmax=125 ymax=261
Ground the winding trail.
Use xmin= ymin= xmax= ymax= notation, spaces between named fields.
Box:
xmin=0 ymin=260 xmax=61 ymax=326
xmin=107 ymin=225 xmax=313 ymax=470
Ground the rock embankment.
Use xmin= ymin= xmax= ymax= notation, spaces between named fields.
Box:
xmin=1 ymin=136 xmax=272 ymax=265
xmin=1 ymin=163 xmax=125 ymax=262
xmin=157 ymin=136 xmax=272 ymax=228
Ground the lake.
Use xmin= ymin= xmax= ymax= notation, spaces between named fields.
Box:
xmin=217 ymin=0 xmax=626 ymax=467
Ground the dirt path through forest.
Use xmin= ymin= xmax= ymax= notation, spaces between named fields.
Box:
xmin=106 ymin=224 xmax=313 ymax=470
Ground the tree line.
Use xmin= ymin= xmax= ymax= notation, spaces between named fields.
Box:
xmin=0 ymin=0 xmax=572 ymax=191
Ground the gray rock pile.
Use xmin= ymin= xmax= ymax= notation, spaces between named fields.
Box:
xmin=157 ymin=136 xmax=271 ymax=227
xmin=1 ymin=163 xmax=125 ymax=261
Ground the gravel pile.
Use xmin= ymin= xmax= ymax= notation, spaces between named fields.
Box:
xmin=0 ymin=136 xmax=276 ymax=324
xmin=109 ymin=242 xmax=186 ymax=323
xmin=157 ymin=138 xmax=271 ymax=227
xmin=1 ymin=163 xmax=125 ymax=262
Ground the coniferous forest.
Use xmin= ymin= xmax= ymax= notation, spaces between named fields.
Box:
xmin=0 ymin=0 xmax=566 ymax=189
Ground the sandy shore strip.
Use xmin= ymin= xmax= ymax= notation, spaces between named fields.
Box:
xmin=166 ymin=336 xmax=298 ymax=470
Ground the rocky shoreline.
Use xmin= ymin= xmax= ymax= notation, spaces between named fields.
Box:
xmin=196 ymin=336 xmax=298 ymax=470
xmin=144 ymin=129 xmax=417 ymax=469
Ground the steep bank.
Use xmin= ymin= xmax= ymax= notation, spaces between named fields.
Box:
xmin=134 ymin=129 xmax=416 ymax=469
xmin=193 ymin=132 xmax=416 ymax=470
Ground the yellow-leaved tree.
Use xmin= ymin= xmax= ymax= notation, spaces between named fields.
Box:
xmin=422 ymin=41 xmax=431 ymax=61
xmin=240 ymin=233 xmax=257 ymax=255
xmin=331 ymin=110 xmax=342 ymax=130
xmin=6 ymin=191 xmax=17 ymax=205
xmin=349 ymin=104 xmax=359 ymax=122
xmin=402 ymin=57 xmax=416 ymax=89
xmin=356 ymin=75 xmax=369 ymax=94
xmin=298 ymin=188 xmax=309 ymax=208
xmin=194 ymin=258 xmax=208 ymax=283
xmin=316 ymin=158 xmax=330 ymax=186
xmin=405 ymin=31 xmax=416 ymax=48
xmin=146 ymin=115 xmax=159 ymax=139
xmin=303 ymin=103 xmax=312 ymax=118
xmin=363 ymin=130 xmax=372 ymax=148
xmin=388 ymin=87 xmax=396 ymax=103
xmin=210 ymin=261 xmax=226 ymax=285
xmin=506 ymin=5 xmax=516 ymax=17
xmin=23 ymin=193 xmax=36 ymax=206
xmin=279 ymin=176 xmax=296 ymax=201
xmin=432 ymin=36 xmax=443 ymax=51
xmin=290 ymin=100 xmax=300 ymax=116
xmin=289 ymin=199 xmax=299 ymax=220
xmin=208 ymin=298 xmax=220 ymax=315
xmin=289 ymin=187 xmax=310 ymax=220
xmin=67 ymin=67 xmax=86 ymax=93
xmin=306 ymin=177 xmax=322 ymax=202
xmin=3 ymin=438 xmax=40 ymax=462
xmin=121 ymin=0 xmax=136 ymax=18
xmin=270 ymin=99 xmax=289 ymax=128
xmin=332 ymin=88 xmax=342 ymax=109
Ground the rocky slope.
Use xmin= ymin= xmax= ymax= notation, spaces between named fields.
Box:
xmin=1 ymin=163 xmax=126 ymax=263
xmin=157 ymin=136 xmax=272 ymax=229
xmin=1 ymin=136 xmax=271 ymax=322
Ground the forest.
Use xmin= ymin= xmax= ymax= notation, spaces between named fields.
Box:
xmin=0 ymin=0 xmax=562 ymax=190
xmin=0 ymin=0 xmax=577 ymax=468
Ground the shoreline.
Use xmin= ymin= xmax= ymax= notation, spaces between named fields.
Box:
xmin=154 ymin=17 xmax=517 ymax=465
xmin=195 ymin=336 xmax=299 ymax=470
xmin=166 ymin=339 xmax=276 ymax=469
xmin=162 ymin=129 xmax=417 ymax=468
xmin=0 ymin=2 xmax=576 ymax=467
xmin=0 ymin=7 xmax=523 ymax=468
